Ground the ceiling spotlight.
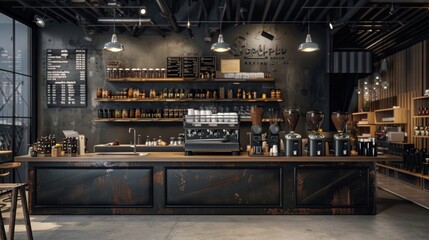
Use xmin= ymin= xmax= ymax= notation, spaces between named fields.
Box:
xmin=34 ymin=15 xmax=45 ymax=28
xmin=329 ymin=21 xmax=344 ymax=30
xmin=139 ymin=7 xmax=147 ymax=15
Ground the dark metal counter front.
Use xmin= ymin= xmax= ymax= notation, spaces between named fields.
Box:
xmin=15 ymin=153 xmax=394 ymax=215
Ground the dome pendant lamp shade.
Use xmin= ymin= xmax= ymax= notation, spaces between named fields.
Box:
xmin=103 ymin=8 xmax=124 ymax=53
xmin=298 ymin=34 xmax=319 ymax=52
xmin=211 ymin=34 xmax=231 ymax=52
xmin=104 ymin=33 xmax=124 ymax=52
xmin=298 ymin=10 xmax=319 ymax=52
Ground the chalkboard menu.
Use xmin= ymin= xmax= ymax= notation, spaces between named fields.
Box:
xmin=182 ymin=57 xmax=199 ymax=78
xmin=166 ymin=57 xmax=182 ymax=78
xmin=199 ymin=57 xmax=216 ymax=75
xmin=46 ymin=49 xmax=87 ymax=108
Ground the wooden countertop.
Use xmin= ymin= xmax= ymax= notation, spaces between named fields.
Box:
xmin=0 ymin=151 xmax=12 ymax=155
xmin=15 ymin=152 xmax=401 ymax=163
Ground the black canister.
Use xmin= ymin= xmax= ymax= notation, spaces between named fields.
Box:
xmin=98 ymin=109 xmax=104 ymax=118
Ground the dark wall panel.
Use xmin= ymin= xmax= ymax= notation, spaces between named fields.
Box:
xmin=37 ymin=24 xmax=328 ymax=150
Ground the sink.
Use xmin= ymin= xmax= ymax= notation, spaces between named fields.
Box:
xmin=96 ymin=152 xmax=149 ymax=156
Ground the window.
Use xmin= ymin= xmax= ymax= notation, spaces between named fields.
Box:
xmin=0 ymin=12 xmax=33 ymax=157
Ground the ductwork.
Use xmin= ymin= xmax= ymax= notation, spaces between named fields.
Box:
xmin=155 ymin=0 xmax=179 ymax=32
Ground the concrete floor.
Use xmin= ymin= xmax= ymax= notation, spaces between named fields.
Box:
xmin=3 ymin=189 xmax=429 ymax=240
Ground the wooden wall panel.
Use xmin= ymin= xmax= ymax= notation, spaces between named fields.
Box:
xmin=357 ymin=40 xmax=428 ymax=149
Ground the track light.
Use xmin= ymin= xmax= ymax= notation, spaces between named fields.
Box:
xmin=139 ymin=7 xmax=147 ymax=15
xmin=329 ymin=21 xmax=344 ymax=30
xmin=34 ymin=15 xmax=45 ymax=28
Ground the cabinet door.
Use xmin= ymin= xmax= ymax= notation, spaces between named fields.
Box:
xmin=295 ymin=166 xmax=370 ymax=207
xmin=166 ymin=168 xmax=282 ymax=207
xmin=34 ymin=167 xmax=152 ymax=207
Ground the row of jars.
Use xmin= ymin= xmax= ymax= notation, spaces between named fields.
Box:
xmin=414 ymin=126 xmax=429 ymax=136
xmin=106 ymin=67 xmax=167 ymax=79
xmin=417 ymin=107 xmax=429 ymax=115
xmin=98 ymin=108 xmax=187 ymax=119
xmin=96 ymin=87 xmax=282 ymax=100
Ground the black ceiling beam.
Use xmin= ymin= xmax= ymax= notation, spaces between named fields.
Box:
xmin=353 ymin=8 xmax=413 ymax=45
xmin=198 ymin=0 xmax=208 ymax=21
xmin=315 ymin=0 xmax=338 ymax=22
xmin=15 ymin=0 xmax=66 ymax=23
xmin=304 ymin=0 xmax=324 ymax=22
xmin=365 ymin=10 xmax=427 ymax=49
xmin=293 ymin=0 xmax=309 ymax=21
xmin=247 ymin=0 xmax=255 ymax=22
xmin=261 ymin=0 xmax=272 ymax=24
xmin=155 ymin=0 xmax=179 ymax=32
xmin=225 ymin=0 xmax=231 ymax=21
xmin=235 ymin=0 xmax=241 ymax=25
xmin=272 ymin=0 xmax=286 ymax=22
xmin=332 ymin=0 xmax=370 ymax=34
xmin=371 ymin=14 xmax=429 ymax=53
xmin=215 ymin=0 xmax=220 ymax=20
xmin=283 ymin=0 xmax=299 ymax=21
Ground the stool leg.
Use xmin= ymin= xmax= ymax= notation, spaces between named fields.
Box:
xmin=0 ymin=211 xmax=6 ymax=240
xmin=19 ymin=187 xmax=33 ymax=240
xmin=8 ymin=188 xmax=18 ymax=240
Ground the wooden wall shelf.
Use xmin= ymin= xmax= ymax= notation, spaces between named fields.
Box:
xmin=94 ymin=98 xmax=283 ymax=103
xmin=377 ymin=163 xmax=429 ymax=181
xmin=106 ymin=78 xmax=275 ymax=82
xmin=374 ymin=108 xmax=407 ymax=124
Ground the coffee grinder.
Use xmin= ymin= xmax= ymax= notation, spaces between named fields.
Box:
xmin=331 ymin=111 xmax=350 ymax=156
xmin=250 ymin=106 xmax=264 ymax=155
xmin=284 ymin=108 xmax=302 ymax=156
xmin=267 ymin=108 xmax=280 ymax=149
xmin=306 ymin=111 xmax=326 ymax=156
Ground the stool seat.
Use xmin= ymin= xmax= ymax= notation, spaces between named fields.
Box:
xmin=0 ymin=162 xmax=21 ymax=169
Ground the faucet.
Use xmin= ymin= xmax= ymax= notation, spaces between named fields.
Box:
xmin=129 ymin=128 xmax=137 ymax=153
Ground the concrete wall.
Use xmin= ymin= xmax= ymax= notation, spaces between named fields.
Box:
xmin=36 ymin=23 xmax=328 ymax=151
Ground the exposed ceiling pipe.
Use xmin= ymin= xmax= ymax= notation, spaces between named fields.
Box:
xmin=332 ymin=0 xmax=369 ymax=34
xmin=155 ymin=0 xmax=179 ymax=32
xmin=98 ymin=18 xmax=153 ymax=23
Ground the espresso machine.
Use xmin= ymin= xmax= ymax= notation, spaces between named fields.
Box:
xmin=267 ymin=108 xmax=280 ymax=149
xmin=250 ymin=106 xmax=264 ymax=155
xmin=306 ymin=111 xmax=326 ymax=156
xmin=284 ymin=108 xmax=302 ymax=156
xmin=331 ymin=111 xmax=350 ymax=156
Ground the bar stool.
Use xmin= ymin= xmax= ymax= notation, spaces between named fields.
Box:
xmin=0 ymin=183 xmax=33 ymax=240
xmin=0 ymin=162 xmax=22 ymax=183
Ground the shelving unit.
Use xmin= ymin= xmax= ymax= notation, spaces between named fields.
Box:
xmin=377 ymin=163 xmax=429 ymax=207
xmin=106 ymin=78 xmax=275 ymax=82
xmin=411 ymin=96 xmax=429 ymax=148
xmin=95 ymin=118 xmax=284 ymax=123
xmin=94 ymin=98 xmax=283 ymax=103
xmin=352 ymin=112 xmax=376 ymax=138
xmin=374 ymin=108 xmax=407 ymax=124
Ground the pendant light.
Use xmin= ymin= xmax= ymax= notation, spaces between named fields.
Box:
xmin=211 ymin=5 xmax=231 ymax=53
xmin=298 ymin=10 xmax=319 ymax=52
xmin=104 ymin=8 xmax=124 ymax=52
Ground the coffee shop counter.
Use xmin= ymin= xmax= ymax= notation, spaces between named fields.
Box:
xmin=16 ymin=153 xmax=401 ymax=215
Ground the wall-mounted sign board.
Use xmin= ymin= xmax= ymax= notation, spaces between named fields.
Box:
xmin=46 ymin=49 xmax=87 ymax=108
